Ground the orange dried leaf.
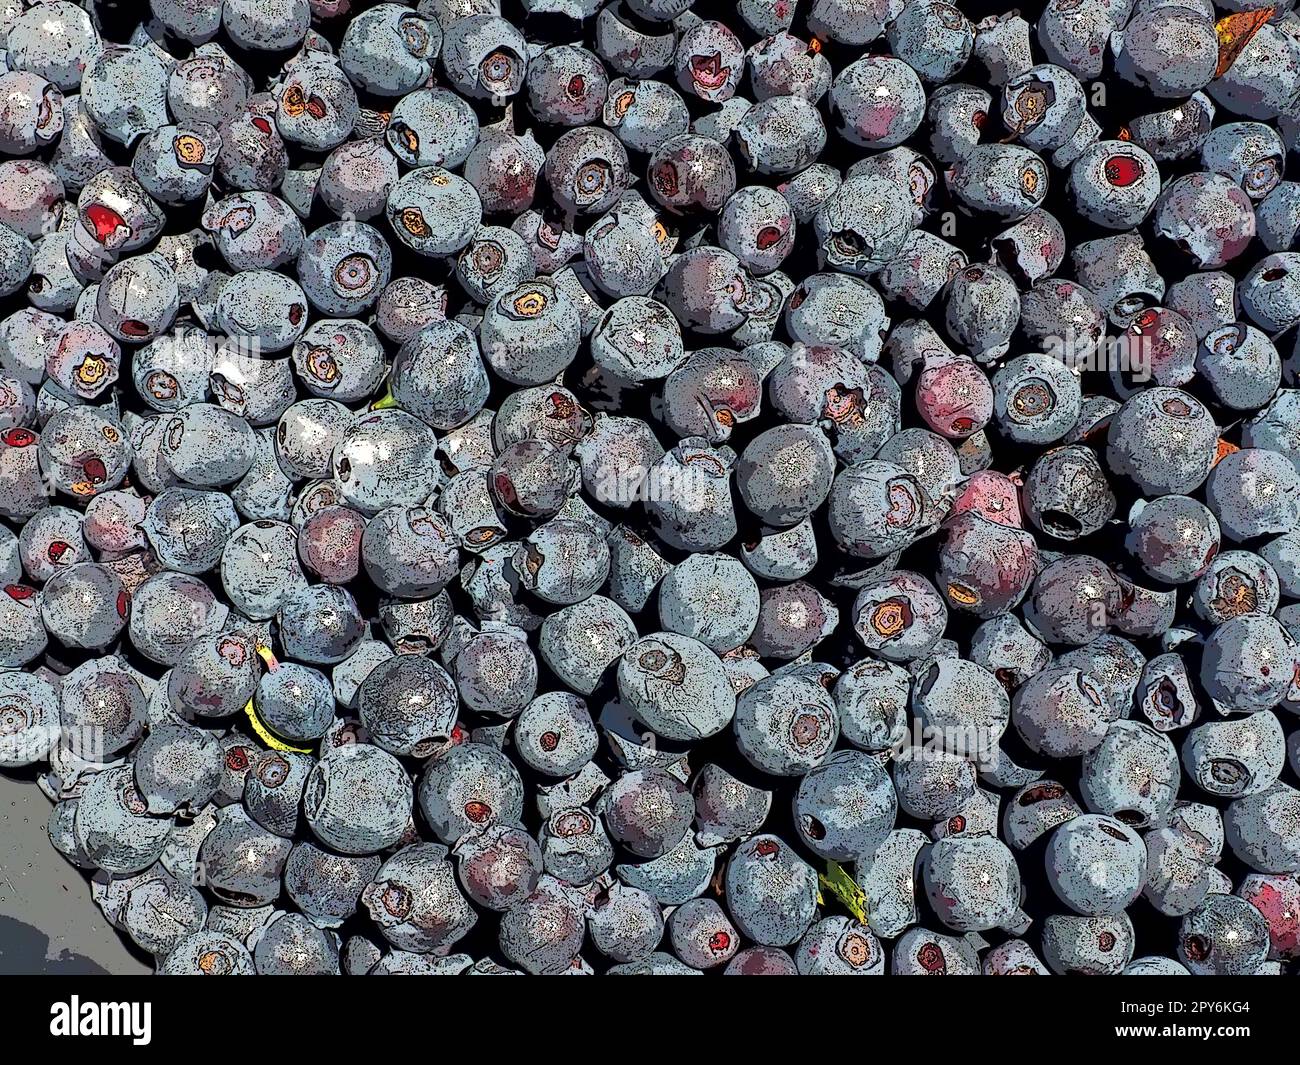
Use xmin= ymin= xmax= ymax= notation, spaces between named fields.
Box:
xmin=1215 ymin=8 xmax=1275 ymax=77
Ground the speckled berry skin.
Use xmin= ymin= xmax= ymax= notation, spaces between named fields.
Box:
xmin=724 ymin=834 xmax=819 ymax=947
xmin=1047 ymin=814 xmax=1148 ymax=916
xmin=793 ymin=750 xmax=896 ymax=861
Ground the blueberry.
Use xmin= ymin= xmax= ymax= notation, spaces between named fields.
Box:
xmin=297 ymin=221 xmax=391 ymax=318
xmin=643 ymin=438 xmax=738 ymax=551
xmin=646 ymin=134 xmax=736 ymax=215
xmin=453 ymin=823 xmax=543 ymax=914
xmin=1126 ymin=496 xmax=1220 ymax=585
xmin=662 ymin=348 xmax=763 ymax=442
xmin=736 ymin=95 xmax=827 ymax=176
xmin=441 ymin=14 xmax=527 ymax=101
xmin=691 ymin=763 xmax=772 ymax=847
xmin=0 ymin=669 xmax=59 ymax=768
xmin=538 ymin=804 xmax=614 ymax=886
xmin=513 ymin=692 xmax=597 ymax=778
xmin=941 ymin=513 xmax=1037 ymax=621
xmin=515 ymin=519 xmax=609 ymax=605
xmin=417 ymin=742 xmax=524 ymax=844
xmin=304 ymin=744 xmax=412 ymax=856
xmin=360 ymin=506 xmax=458 ymax=600
xmin=949 ymin=144 xmax=1049 ymax=222
xmin=70 ymin=763 xmax=170 ymax=876
xmin=813 ymin=174 xmax=913 ymax=276
xmin=134 ymin=721 xmax=221 ymax=818
xmin=1068 ymin=141 xmax=1160 ymax=229
xmin=1153 ymin=172 xmax=1257 ymax=269
xmin=656 ymin=553 xmax=757 ymax=654
xmin=985 ymin=938 xmax=1052 ymax=975
xmin=1178 ymin=894 xmax=1271 ymax=976
xmin=1192 ymin=550 xmax=1279 ymax=625
xmin=923 ymin=834 xmax=1026 ymax=932
xmin=748 ymin=32 xmax=831 ymax=102
xmin=1206 ymin=447 xmax=1300 ymax=542
xmin=387 ymin=166 xmax=481 ymax=258
xmin=850 ymin=829 xmax=927 ymax=940
xmin=8 ymin=0 xmax=1300 ymax=977
xmin=1040 ymin=912 xmax=1134 ymax=975
xmin=538 ymin=594 xmax=637 ymax=697
xmin=740 ymin=518 xmax=819 ymax=583
xmin=603 ymin=76 xmax=689 ymax=154
xmin=724 ymin=834 xmax=818 ymax=947
xmin=1046 ymin=814 xmax=1147 ymax=915
xmin=1225 ymin=782 xmax=1300 ymax=874
xmin=1209 ymin=15 xmax=1300 ymax=119
xmin=332 ymin=410 xmax=440 ymax=515
xmin=608 ymin=818 xmax=713 ymax=902
xmin=891 ymin=927 xmax=981 ymax=975
xmin=1106 ymin=388 xmax=1219 ymax=496
xmin=1257 ymin=182 xmax=1300 ymax=252
xmin=1238 ymin=872 xmax=1300 ymax=961
xmin=340 ymin=4 xmax=441 ymax=97
xmin=851 ymin=569 xmax=947 ymax=662
xmin=1113 ymin=4 xmax=1217 ymax=98
xmin=222 ymin=0 xmax=310 ymax=52
xmin=667 ymin=897 xmax=738 ymax=969
xmin=373 ymin=277 xmax=448 ymax=347
xmin=617 ymin=632 xmax=735 ymax=742
xmin=794 ymin=916 xmax=884 ymax=975
xmin=544 ymin=126 xmax=630 ymax=216
xmin=833 ymin=657 xmax=909 ymax=753
xmin=1200 ymin=612 xmax=1296 ymax=714
xmin=453 ymin=627 xmax=538 ymax=717
xmin=924 ymin=79 xmax=989 ymax=163
xmin=19 ymin=504 xmax=85 ymax=581
xmin=482 ymin=281 xmax=582 ymax=386
xmin=254 ymin=662 xmax=335 ymax=743
xmin=1080 ymin=720 xmax=1180 ymax=828
xmin=278 ymin=583 xmax=365 ymax=665
xmin=733 ymin=672 xmax=838 ymax=776
xmin=497 ymin=877 xmax=585 ymax=975
xmin=1012 ymin=662 xmax=1114 ymax=759
xmin=828 ymin=460 xmax=929 ymax=560
xmin=736 ymin=424 xmax=835 ymax=527
xmin=40 ymin=560 xmax=129 ymax=650
xmin=1184 ymin=711 xmax=1285 ymax=801
xmin=590 ymin=879 xmax=665 ymax=962
xmin=251 ymin=913 xmax=338 ymax=976
xmin=1240 ymin=252 xmax=1300 ymax=335
xmin=831 ymin=55 xmax=925 ymax=149
xmin=362 ymin=842 xmax=476 ymax=953
xmin=888 ymin=2 xmax=973 ymax=84
xmin=793 ymin=749 xmax=896 ymax=861
xmin=914 ymin=655 xmax=1010 ymax=753
xmin=894 ymin=746 xmax=978 ymax=821
xmin=528 ymin=45 xmax=608 ymax=127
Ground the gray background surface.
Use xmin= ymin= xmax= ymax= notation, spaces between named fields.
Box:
xmin=0 ymin=770 xmax=149 ymax=974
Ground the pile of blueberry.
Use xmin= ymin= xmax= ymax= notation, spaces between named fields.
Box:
xmin=0 ymin=0 xmax=1298 ymax=977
